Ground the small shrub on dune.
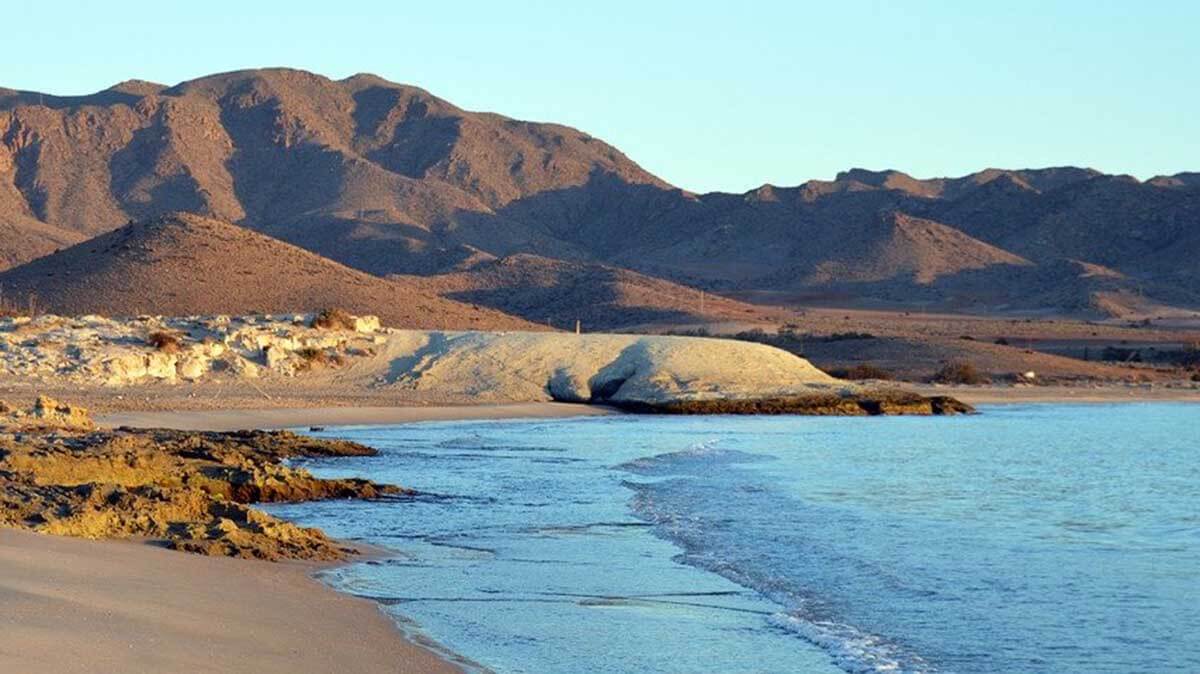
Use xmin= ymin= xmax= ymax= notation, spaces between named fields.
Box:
xmin=295 ymin=347 xmax=329 ymax=368
xmin=829 ymin=364 xmax=894 ymax=381
xmin=0 ymin=302 xmax=22 ymax=319
xmin=931 ymin=361 xmax=987 ymax=385
xmin=0 ymin=291 xmax=39 ymax=319
xmin=295 ymin=347 xmax=346 ymax=371
xmin=825 ymin=331 xmax=876 ymax=342
xmin=312 ymin=308 xmax=356 ymax=331
xmin=1182 ymin=342 xmax=1200 ymax=368
xmin=147 ymin=331 xmax=182 ymax=353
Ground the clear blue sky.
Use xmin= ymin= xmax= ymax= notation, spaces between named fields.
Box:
xmin=6 ymin=1 xmax=1198 ymax=193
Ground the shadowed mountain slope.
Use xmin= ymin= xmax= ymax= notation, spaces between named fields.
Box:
xmin=404 ymin=254 xmax=784 ymax=330
xmin=1 ymin=68 xmax=1199 ymax=318
xmin=0 ymin=213 xmax=536 ymax=329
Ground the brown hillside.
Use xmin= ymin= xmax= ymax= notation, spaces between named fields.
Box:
xmin=0 ymin=68 xmax=666 ymax=276
xmin=0 ymin=214 xmax=83 ymax=271
xmin=0 ymin=213 xmax=535 ymax=329
xmin=1 ymin=68 xmax=1198 ymax=317
xmin=800 ymin=212 xmax=1031 ymax=285
xmin=406 ymin=254 xmax=783 ymax=330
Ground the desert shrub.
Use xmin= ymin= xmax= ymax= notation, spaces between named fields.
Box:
xmin=147 ymin=331 xmax=182 ymax=353
xmin=295 ymin=347 xmax=347 ymax=370
xmin=667 ymin=325 xmax=811 ymax=357
xmin=931 ymin=360 xmax=986 ymax=385
xmin=1182 ymin=342 xmax=1200 ymax=368
xmin=734 ymin=328 xmax=768 ymax=340
xmin=312 ymin=308 xmax=356 ymax=331
xmin=829 ymin=364 xmax=893 ymax=381
xmin=0 ymin=299 xmax=22 ymax=319
xmin=1101 ymin=346 xmax=1142 ymax=363
xmin=825 ymin=331 xmax=876 ymax=341
xmin=730 ymin=328 xmax=806 ymax=355
xmin=295 ymin=347 xmax=329 ymax=367
xmin=668 ymin=327 xmax=711 ymax=337
xmin=0 ymin=290 xmax=38 ymax=318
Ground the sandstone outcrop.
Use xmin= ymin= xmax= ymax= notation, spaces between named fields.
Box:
xmin=0 ymin=314 xmax=971 ymax=414
xmin=371 ymin=330 xmax=973 ymax=414
xmin=0 ymin=395 xmax=95 ymax=430
xmin=0 ymin=419 xmax=405 ymax=561
xmin=0 ymin=312 xmax=385 ymax=386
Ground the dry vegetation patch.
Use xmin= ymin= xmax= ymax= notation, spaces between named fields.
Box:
xmin=931 ymin=360 xmax=988 ymax=385
xmin=312 ymin=307 xmax=356 ymax=330
xmin=612 ymin=390 xmax=973 ymax=416
xmin=147 ymin=330 xmax=183 ymax=353
xmin=827 ymin=363 xmax=894 ymax=381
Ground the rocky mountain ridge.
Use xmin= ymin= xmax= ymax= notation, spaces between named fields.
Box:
xmin=2 ymin=68 xmax=1197 ymax=319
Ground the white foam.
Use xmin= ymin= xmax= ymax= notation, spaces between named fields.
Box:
xmin=768 ymin=612 xmax=936 ymax=674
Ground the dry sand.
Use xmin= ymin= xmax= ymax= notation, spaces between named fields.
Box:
xmin=909 ymin=383 xmax=1200 ymax=404
xmin=90 ymin=388 xmax=1200 ymax=433
xmin=0 ymin=529 xmax=464 ymax=674
xmin=99 ymin=401 xmax=613 ymax=431
xmin=1 ymin=402 xmax=608 ymax=674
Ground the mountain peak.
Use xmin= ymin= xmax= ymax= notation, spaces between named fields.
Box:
xmin=0 ymin=214 xmax=533 ymax=329
xmin=106 ymin=79 xmax=166 ymax=97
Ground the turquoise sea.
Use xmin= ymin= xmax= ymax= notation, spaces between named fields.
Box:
xmin=267 ymin=404 xmax=1200 ymax=673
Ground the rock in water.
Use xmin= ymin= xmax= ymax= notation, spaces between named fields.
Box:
xmin=0 ymin=426 xmax=407 ymax=561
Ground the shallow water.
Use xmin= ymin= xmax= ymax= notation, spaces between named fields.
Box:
xmin=267 ymin=404 xmax=1200 ymax=673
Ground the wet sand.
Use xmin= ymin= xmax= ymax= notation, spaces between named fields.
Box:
xmin=0 ymin=529 xmax=464 ymax=674
xmin=4 ymin=402 xmax=610 ymax=674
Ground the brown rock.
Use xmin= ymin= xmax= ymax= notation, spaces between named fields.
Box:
xmin=0 ymin=425 xmax=407 ymax=561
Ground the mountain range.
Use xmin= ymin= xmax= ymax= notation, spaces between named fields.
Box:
xmin=2 ymin=67 xmax=1198 ymax=322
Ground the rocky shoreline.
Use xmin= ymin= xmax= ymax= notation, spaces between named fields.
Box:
xmin=610 ymin=390 xmax=974 ymax=415
xmin=0 ymin=313 xmax=976 ymax=562
xmin=0 ymin=398 xmax=403 ymax=560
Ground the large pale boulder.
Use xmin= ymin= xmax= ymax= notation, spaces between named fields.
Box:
xmin=177 ymin=357 xmax=210 ymax=380
xmin=102 ymin=352 xmax=148 ymax=384
xmin=377 ymin=331 xmax=844 ymax=404
xmin=146 ymin=352 xmax=178 ymax=379
xmin=354 ymin=315 xmax=381 ymax=332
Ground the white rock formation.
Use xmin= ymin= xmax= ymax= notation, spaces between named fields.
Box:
xmin=361 ymin=330 xmax=846 ymax=404
xmin=0 ymin=314 xmax=852 ymax=404
xmin=0 ymin=313 xmax=383 ymax=386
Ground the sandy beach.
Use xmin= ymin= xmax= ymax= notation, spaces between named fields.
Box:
xmin=909 ymin=384 xmax=1200 ymax=404
xmin=0 ymin=529 xmax=464 ymax=673
xmin=6 ymin=388 xmax=1197 ymax=674
xmin=0 ymin=401 xmax=610 ymax=674
xmin=90 ymin=387 xmax=1200 ymax=433
xmin=98 ymin=401 xmax=614 ymax=431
